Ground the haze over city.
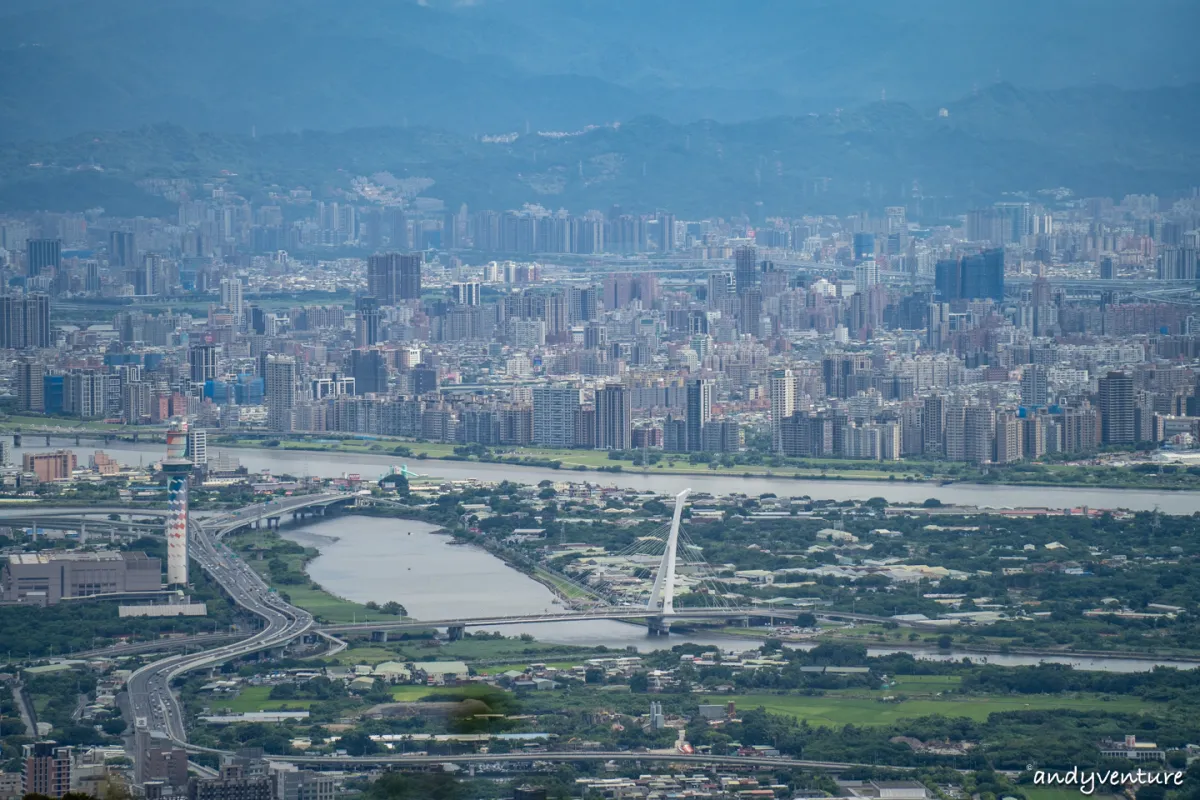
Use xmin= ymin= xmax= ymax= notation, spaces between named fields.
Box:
xmin=0 ymin=4 xmax=1199 ymax=800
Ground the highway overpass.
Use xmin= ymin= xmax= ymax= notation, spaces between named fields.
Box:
xmin=279 ymin=750 xmax=917 ymax=771
xmin=123 ymin=493 xmax=355 ymax=764
xmin=316 ymin=606 xmax=941 ymax=639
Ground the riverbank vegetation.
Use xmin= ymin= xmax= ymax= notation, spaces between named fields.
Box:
xmin=211 ymin=432 xmax=1200 ymax=490
xmin=222 ymin=530 xmax=401 ymax=624
xmin=347 ymin=480 xmax=1200 ymax=659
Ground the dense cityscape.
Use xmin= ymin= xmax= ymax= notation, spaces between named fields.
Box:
xmin=2 ymin=189 xmax=1200 ymax=474
xmin=2 ymin=2 xmax=1200 ymax=800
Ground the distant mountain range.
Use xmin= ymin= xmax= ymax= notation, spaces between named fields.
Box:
xmin=1 ymin=0 xmax=1197 ymax=142
xmin=1 ymin=83 xmax=1197 ymax=219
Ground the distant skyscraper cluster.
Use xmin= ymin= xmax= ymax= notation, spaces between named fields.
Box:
xmin=0 ymin=186 xmax=1194 ymax=476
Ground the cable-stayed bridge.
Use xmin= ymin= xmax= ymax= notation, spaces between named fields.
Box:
xmin=318 ymin=489 xmax=940 ymax=638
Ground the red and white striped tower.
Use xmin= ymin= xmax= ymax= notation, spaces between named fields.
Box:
xmin=163 ymin=419 xmax=194 ymax=587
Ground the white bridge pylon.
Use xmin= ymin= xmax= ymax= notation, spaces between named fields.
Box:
xmin=646 ymin=488 xmax=690 ymax=615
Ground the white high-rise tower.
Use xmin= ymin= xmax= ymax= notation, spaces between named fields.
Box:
xmin=163 ymin=419 xmax=194 ymax=586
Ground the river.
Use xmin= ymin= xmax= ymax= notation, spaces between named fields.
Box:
xmin=276 ymin=516 xmax=1199 ymax=672
xmin=13 ymin=438 xmax=1200 ymax=670
xmin=15 ymin=439 xmax=1200 ymax=514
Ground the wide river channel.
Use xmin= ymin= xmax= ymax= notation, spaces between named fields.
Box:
xmin=16 ymin=439 xmax=1200 ymax=671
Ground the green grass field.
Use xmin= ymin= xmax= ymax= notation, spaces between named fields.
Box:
xmin=711 ymin=691 xmax=1153 ymax=727
xmin=387 ymin=685 xmax=502 ymax=701
xmin=327 ymin=646 xmax=404 ymax=666
xmin=881 ymin=675 xmax=963 ymax=693
xmin=0 ymin=414 xmax=140 ymax=432
xmin=533 ymin=568 xmax=599 ymax=601
xmin=278 ymin=584 xmax=397 ymax=624
xmin=218 ymin=436 xmax=925 ymax=482
xmin=388 ymin=685 xmax=436 ymax=701
xmin=326 ymin=638 xmax=584 ymax=668
xmin=219 ymin=686 xmax=315 ymax=713
xmin=228 ymin=533 xmax=398 ymax=624
xmin=397 ymin=637 xmax=582 ymax=661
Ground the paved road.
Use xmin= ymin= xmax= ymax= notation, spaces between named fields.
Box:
xmin=67 ymin=633 xmax=244 ymax=660
xmin=14 ymin=681 xmax=37 ymax=737
xmin=124 ymin=494 xmax=347 ymax=759
xmin=317 ymin=607 xmax=939 ymax=635
xmin=280 ymin=750 xmax=916 ymax=771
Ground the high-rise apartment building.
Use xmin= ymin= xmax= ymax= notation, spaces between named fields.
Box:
xmin=187 ymin=428 xmax=208 ymax=466
xmin=63 ymin=370 xmax=107 ymax=418
xmin=452 ymin=282 xmax=481 ymax=306
xmin=854 ymin=259 xmax=879 ymax=294
xmin=532 ymin=385 xmax=581 ymax=448
xmin=685 ymin=379 xmax=712 ymax=452
xmin=350 ymin=349 xmax=388 ymax=395
xmin=367 ymin=252 xmax=422 ymax=304
xmin=944 ymin=398 xmax=967 ymax=461
xmin=655 ymin=212 xmax=675 ymax=253
xmin=934 ymin=258 xmax=962 ymax=304
xmin=707 ymin=272 xmax=732 ymax=309
xmin=1098 ymin=371 xmax=1134 ymax=444
xmin=109 ymin=230 xmax=136 ymax=268
xmin=922 ymin=394 xmax=945 ymax=456
xmin=189 ymin=343 xmax=219 ymax=383
xmin=0 ymin=293 xmax=52 ymax=348
xmin=191 ymin=761 xmax=272 ymax=800
xmin=220 ymin=278 xmax=245 ymax=318
xmin=686 ymin=381 xmax=710 ymax=453
xmin=994 ymin=413 xmax=1023 ymax=464
xmin=265 ymin=356 xmax=297 ymax=432
xmin=962 ymin=249 xmax=1005 ymax=302
xmin=270 ymin=763 xmax=337 ymax=800
xmin=935 ymin=249 xmax=1004 ymax=302
xmin=355 ymin=296 xmax=380 ymax=346
xmin=22 ymin=742 xmax=71 ymax=798
xmin=133 ymin=253 xmax=167 ymax=296
xmin=1023 ymin=413 xmax=1047 ymax=460
xmin=964 ymin=405 xmax=996 ymax=465
xmin=769 ymin=368 xmax=795 ymax=453
xmin=594 ymin=383 xmax=631 ymax=450
xmin=734 ymin=245 xmax=758 ymax=296
xmin=410 ymin=364 xmax=438 ymax=395
xmin=26 ymin=239 xmax=61 ymax=277
xmin=852 ymin=232 xmax=875 ymax=261
xmin=1020 ymin=365 xmax=1049 ymax=408
xmin=17 ymin=359 xmax=45 ymax=412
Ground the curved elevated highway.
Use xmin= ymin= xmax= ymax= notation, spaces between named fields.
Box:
xmin=123 ymin=494 xmax=353 ymax=757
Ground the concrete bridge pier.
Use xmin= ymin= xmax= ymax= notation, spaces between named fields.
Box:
xmin=12 ymin=434 xmax=20 ymax=447
xmin=371 ymin=631 xmax=388 ymax=643
xmin=45 ymin=435 xmax=50 ymax=446
xmin=75 ymin=435 xmax=81 ymax=446
xmin=447 ymin=625 xmax=465 ymax=642
xmin=647 ymin=617 xmax=671 ymax=636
